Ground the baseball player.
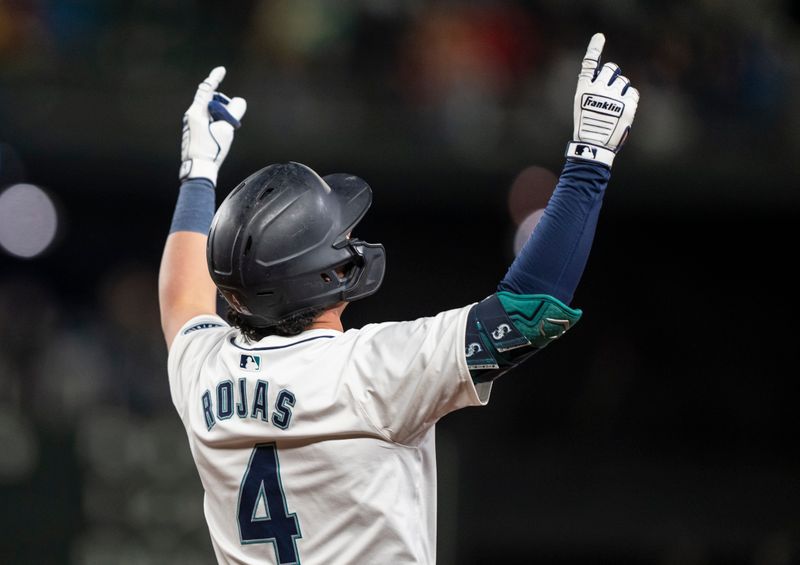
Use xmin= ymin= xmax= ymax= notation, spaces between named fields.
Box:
xmin=159 ymin=33 xmax=638 ymax=565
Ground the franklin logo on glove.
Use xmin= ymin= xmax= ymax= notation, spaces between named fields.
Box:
xmin=581 ymin=95 xmax=624 ymax=116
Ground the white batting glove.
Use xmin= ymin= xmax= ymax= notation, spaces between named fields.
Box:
xmin=566 ymin=33 xmax=639 ymax=168
xmin=179 ymin=66 xmax=247 ymax=185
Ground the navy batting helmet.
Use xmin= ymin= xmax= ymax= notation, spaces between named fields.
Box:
xmin=207 ymin=162 xmax=386 ymax=328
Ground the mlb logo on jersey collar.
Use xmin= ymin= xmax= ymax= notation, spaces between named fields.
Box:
xmin=240 ymin=354 xmax=261 ymax=371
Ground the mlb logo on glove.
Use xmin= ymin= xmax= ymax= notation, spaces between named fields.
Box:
xmin=574 ymin=144 xmax=598 ymax=158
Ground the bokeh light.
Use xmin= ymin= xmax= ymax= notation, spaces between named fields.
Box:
xmin=507 ymin=165 xmax=556 ymax=256
xmin=0 ymin=183 xmax=59 ymax=258
xmin=513 ymin=208 xmax=545 ymax=256
xmin=507 ymin=165 xmax=556 ymax=225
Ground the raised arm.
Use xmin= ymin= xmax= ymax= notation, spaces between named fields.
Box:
xmin=466 ymin=33 xmax=640 ymax=381
xmin=499 ymin=33 xmax=639 ymax=303
xmin=158 ymin=67 xmax=247 ymax=350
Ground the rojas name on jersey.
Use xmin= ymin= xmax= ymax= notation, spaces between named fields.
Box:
xmin=201 ymin=377 xmax=296 ymax=431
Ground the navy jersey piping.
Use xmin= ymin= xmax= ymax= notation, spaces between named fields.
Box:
xmin=230 ymin=334 xmax=335 ymax=351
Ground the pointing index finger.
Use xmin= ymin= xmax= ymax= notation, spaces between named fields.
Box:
xmin=578 ymin=33 xmax=605 ymax=81
xmin=194 ymin=66 xmax=227 ymax=105
xmin=202 ymin=66 xmax=226 ymax=91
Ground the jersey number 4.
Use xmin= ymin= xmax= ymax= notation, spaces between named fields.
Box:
xmin=238 ymin=443 xmax=302 ymax=564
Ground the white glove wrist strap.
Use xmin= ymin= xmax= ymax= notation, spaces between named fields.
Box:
xmin=182 ymin=159 xmax=219 ymax=186
xmin=565 ymin=141 xmax=615 ymax=167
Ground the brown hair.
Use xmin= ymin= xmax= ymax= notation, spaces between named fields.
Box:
xmin=226 ymin=307 xmax=326 ymax=341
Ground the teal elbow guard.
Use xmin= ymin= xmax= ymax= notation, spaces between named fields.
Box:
xmin=464 ymin=292 xmax=583 ymax=382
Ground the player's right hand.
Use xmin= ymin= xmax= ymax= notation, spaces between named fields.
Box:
xmin=566 ymin=33 xmax=639 ymax=168
xmin=179 ymin=66 xmax=247 ymax=186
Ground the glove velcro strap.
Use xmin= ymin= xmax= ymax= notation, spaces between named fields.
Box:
xmin=565 ymin=141 xmax=615 ymax=167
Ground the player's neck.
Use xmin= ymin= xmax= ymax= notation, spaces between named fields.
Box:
xmin=308 ymin=303 xmax=346 ymax=333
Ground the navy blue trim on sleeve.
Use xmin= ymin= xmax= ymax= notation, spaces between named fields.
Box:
xmin=183 ymin=321 xmax=224 ymax=335
xmin=498 ymin=161 xmax=611 ymax=304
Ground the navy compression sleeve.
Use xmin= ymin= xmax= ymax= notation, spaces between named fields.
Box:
xmin=498 ymin=161 xmax=611 ymax=304
xmin=169 ymin=178 xmax=216 ymax=235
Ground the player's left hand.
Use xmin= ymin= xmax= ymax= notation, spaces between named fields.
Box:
xmin=179 ymin=66 xmax=247 ymax=185
xmin=566 ymin=33 xmax=639 ymax=168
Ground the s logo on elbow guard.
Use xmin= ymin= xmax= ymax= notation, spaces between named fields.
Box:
xmin=491 ymin=324 xmax=512 ymax=340
xmin=465 ymin=342 xmax=483 ymax=357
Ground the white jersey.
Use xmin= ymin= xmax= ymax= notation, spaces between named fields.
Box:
xmin=168 ymin=305 xmax=492 ymax=565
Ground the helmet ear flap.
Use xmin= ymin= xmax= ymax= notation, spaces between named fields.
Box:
xmin=343 ymin=242 xmax=386 ymax=302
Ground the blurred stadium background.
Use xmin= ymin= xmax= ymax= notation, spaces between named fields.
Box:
xmin=1 ymin=1 xmax=799 ymax=564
